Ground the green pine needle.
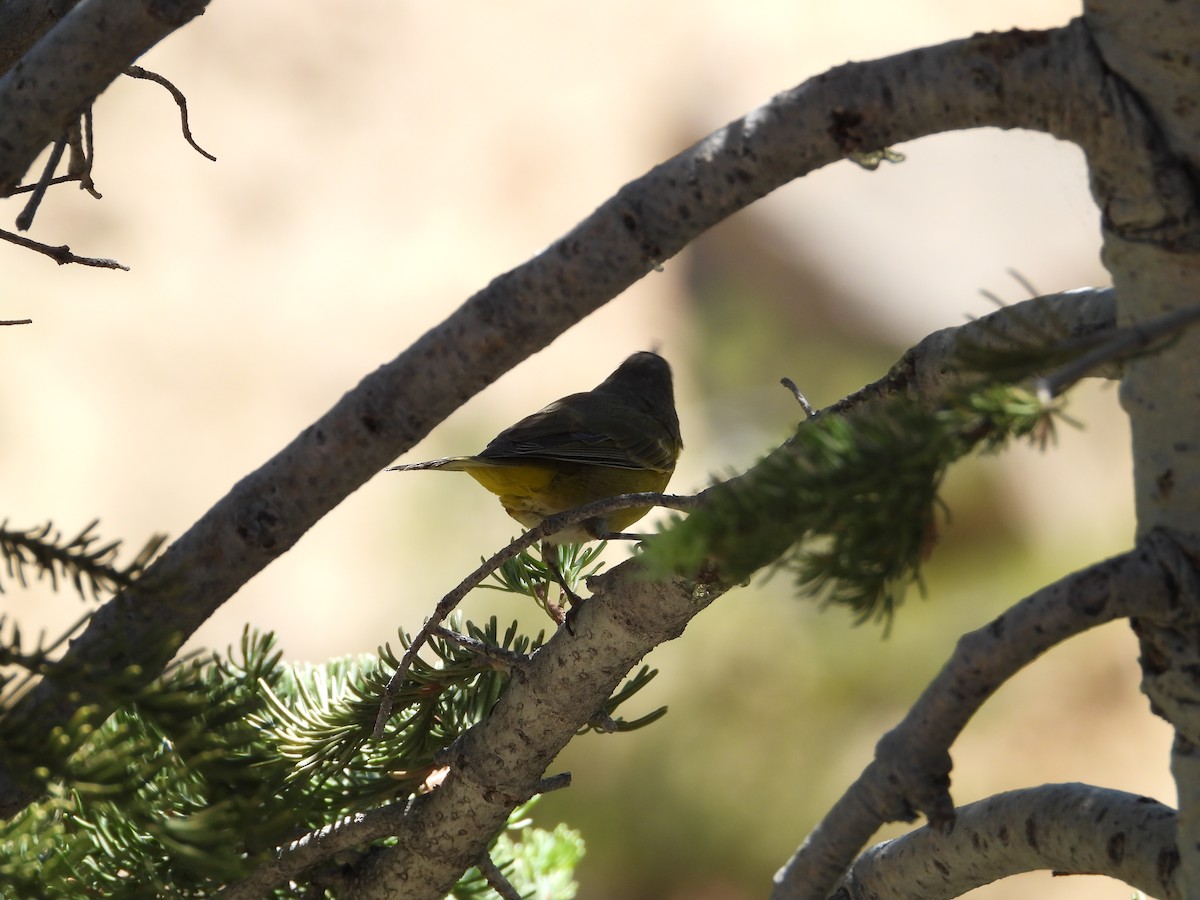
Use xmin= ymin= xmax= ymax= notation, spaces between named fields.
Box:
xmin=645 ymin=380 xmax=1068 ymax=626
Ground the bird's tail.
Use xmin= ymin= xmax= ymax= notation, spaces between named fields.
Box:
xmin=387 ymin=457 xmax=500 ymax=472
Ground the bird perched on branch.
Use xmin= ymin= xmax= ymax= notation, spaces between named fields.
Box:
xmin=389 ymin=351 xmax=683 ymax=549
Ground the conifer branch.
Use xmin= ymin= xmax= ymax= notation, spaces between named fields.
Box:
xmin=0 ymin=519 xmax=165 ymax=601
xmin=374 ymin=491 xmax=698 ymax=736
xmin=0 ymin=626 xmax=583 ymax=897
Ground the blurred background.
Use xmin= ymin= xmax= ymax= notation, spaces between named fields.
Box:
xmin=0 ymin=2 xmax=1169 ymax=898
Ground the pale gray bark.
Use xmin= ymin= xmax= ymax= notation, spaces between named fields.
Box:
xmin=834 ymin=784 xmax=1177 ymax=900
xmin=1082 ymin=1 xmax=1200 ymax=896
xmin=771 ymin=532 xmax=1185 ymax=900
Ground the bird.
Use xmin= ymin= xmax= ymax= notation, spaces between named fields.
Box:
xmin=389 ymin=351 xmax=682 ymax=605
xmin=390 ymin=351 xmax=681 ymax=541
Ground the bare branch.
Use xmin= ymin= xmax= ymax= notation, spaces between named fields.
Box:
xmin=476 ymin=854 xmax=523 ymax=900
xmin=780 ymin=377 xmax=817 ymax=417
xmin=0 ymin=319 xmax=32 ymax=326
xmin=125 ymin=65 xmax=216 ymax=162
xmin=770 ymin=529 xmax=1184 ymax=900
xmin=66 ymin=111 xmax=101 ymax=198
xmin=15 ymin=134 xmax=65 ymax=230
xmin=0 ymin=228 xmax=128 ymax=269
xmin=834 ymin=784 xmax=1178 ymax=900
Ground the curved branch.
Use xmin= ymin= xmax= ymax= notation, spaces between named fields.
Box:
xmin=0 ymin=0 xmax=209 ymax=196
xmin=771 ymin=529 xmax=1184 ymax=900
xmin=834 ymin=783 xmax=1178 ymax=900
xmin=0 ymin=23 xmax=1113 ymax=820
xmin=125 ymin=65 xmax=216 ymax=161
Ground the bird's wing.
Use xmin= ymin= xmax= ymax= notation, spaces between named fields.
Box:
xmin=478 ymin=397 xmax=676 ymax=472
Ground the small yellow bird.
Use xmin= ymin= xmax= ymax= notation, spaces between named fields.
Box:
xmin=389 ymin=351 xmax=682 ymax=545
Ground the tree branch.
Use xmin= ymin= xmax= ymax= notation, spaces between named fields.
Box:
xmin=0 ymin=0 xmax=210 ymax=196
xmin=770 ymin=529 xmax=1184 ymax=900
xmin=833 ymin=783 xmax=1178 ymax=900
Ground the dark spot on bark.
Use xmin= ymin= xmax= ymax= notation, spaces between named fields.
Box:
xmin=1158 ymin=845 xmax=1180 ymax=883
xmin=1107 ymin=832 xmax=1125 ymax=863
xmin=828 ymin=108 xmax=866 ymax=152
xmin=360 ymin=413 xmax=382 ymax=435
xmin=1157 ymin=468 xmax=1175 ymax=499
xmin=236 ymin=503 xmax=281 ymax=551
xmin=1025 ymin=817 xmax=1038 ymax=850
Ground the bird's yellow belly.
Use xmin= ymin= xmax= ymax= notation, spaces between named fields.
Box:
xmin=464 ymin=462 xmax=671 ymax=541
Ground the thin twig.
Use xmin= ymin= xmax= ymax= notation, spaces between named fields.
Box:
xmin=0 ymin=319 xmax=32 ymax=326
xmin=1005 ymin=267 xmax=1038 ymax=299
xmin=535 ymin=772 xmax=572 ymax=794
xmin=125 ymin=65 xmax=217 ymax=161
xmin=15 ymin=135 xmax=67 ymax=231
xmin=0 ymin=228 xmax=128 ymax=269
xmin=780 ymin=377 xmax=817 ymax=418
xmin=476 ymin=853 xmax=523 ymax=900
xmin=7 ymin=175 xmax=77 ymax=195
xmin=66 ymin=111 xmax=101 ymax=198
xmin=373 ymin=491 xmax=698 ymax=738
xmin=431 ymin=626 xmax=530 ymax=672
